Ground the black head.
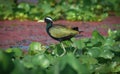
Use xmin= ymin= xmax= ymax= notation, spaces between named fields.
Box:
xmin=44 ymin=17 xmax=53 ymax=23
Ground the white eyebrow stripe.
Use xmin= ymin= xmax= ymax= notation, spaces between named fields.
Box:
xmin=46 ymin=17 xmax=52 ymax=21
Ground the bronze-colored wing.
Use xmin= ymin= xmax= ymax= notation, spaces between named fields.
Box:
xmin=49 ymin=25 xmax=79 ymax=38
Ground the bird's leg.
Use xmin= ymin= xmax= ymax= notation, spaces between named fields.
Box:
xmin=59 ymin=42 xmax=66 ymax=57
xmin=70 ymin=41 xmax=77 ymax=54
xmin=73 ymin=48 xmax=77 ymax=54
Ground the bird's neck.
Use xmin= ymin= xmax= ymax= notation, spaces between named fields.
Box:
xmin=46 ymin=23 xmax=52 ymax=30
xmin=46 ymin=23 xmax=53 ymax=38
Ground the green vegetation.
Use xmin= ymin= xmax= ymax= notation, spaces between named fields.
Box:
xmin=0 ymin=29 xmax=120 ymax=74
xmin=0 ymin=0 xmax=120 ymax=21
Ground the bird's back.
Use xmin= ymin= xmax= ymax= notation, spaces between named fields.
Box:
xmin=49 ymin=25 xmax=79 ymax=39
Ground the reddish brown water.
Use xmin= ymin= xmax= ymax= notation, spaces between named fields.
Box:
xmin=0 ymin=16 xmax=120 ymax=49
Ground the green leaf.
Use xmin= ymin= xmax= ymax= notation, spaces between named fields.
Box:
xmin=5 ymin=48 xmax=23 ymax=58
xmin=100 ymin=49 xmax=114 ymax=59
xmin=0 ymin=50 xmax=14 ymax=74
xmin=11 ymin=60 xmax=25 ymax=74
xmin=29 ymin=7 xmax=39 ymax=14
xmin=29 ymin=42 xmax=46 ymax=55
xmin=90 ymin=40 xmax=102 ymax=47
xmin=79 ymin=55 xmax=98 ymax=64
xmin=108 ymin=29 xmax=113 ymax=37
xmin=71 ymin=38 xmax=85 ymax=49
xmin=103 ymin=38 xmax=115 ymax=46
xmin=94 ymin=64 xmax=111 ymax=74
xmin=32 ymin=54 xmax=50 ymax=68
xmin=22 ymin=55 xmax=34 ymax=68
xmin=18 ymin=3 xmax=30 ymax=12
xmin=108 ymin=29 xmax=117 ymax=39
xmin=41 ymin=3 xmax=53 ymax=15
xmin=108 ymin=29 xmax=120 ymax=41
xmin=66 ymin=11 xmax=77 ymax=21
xmin=92 ymin=30 xmax=104 ymax=41
xmin=110 ymin=62 xmax=120 ymax=72
xmin=112 ymin=42 xmax=120 ymax=52
xmin=60 ymin=53 xmax=90 ymax=74
xmin=87 ymin=47 xmax=101 ymax=58
xmin=60 ymin=64 xmax=78 ymax=74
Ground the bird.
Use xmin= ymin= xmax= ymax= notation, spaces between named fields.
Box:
xmin=44 ymin=17 xmax=83 ymax=56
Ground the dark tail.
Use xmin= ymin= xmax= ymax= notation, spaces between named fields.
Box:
xmin=72 ymin=27 xmax=83 ymax=34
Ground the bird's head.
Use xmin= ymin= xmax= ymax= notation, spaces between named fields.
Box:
xmin=44 ymin=17 xmax=53 ymax=24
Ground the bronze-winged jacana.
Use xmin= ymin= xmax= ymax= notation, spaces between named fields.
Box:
xmin=44 ymin=17 xmax=83 ymax=56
